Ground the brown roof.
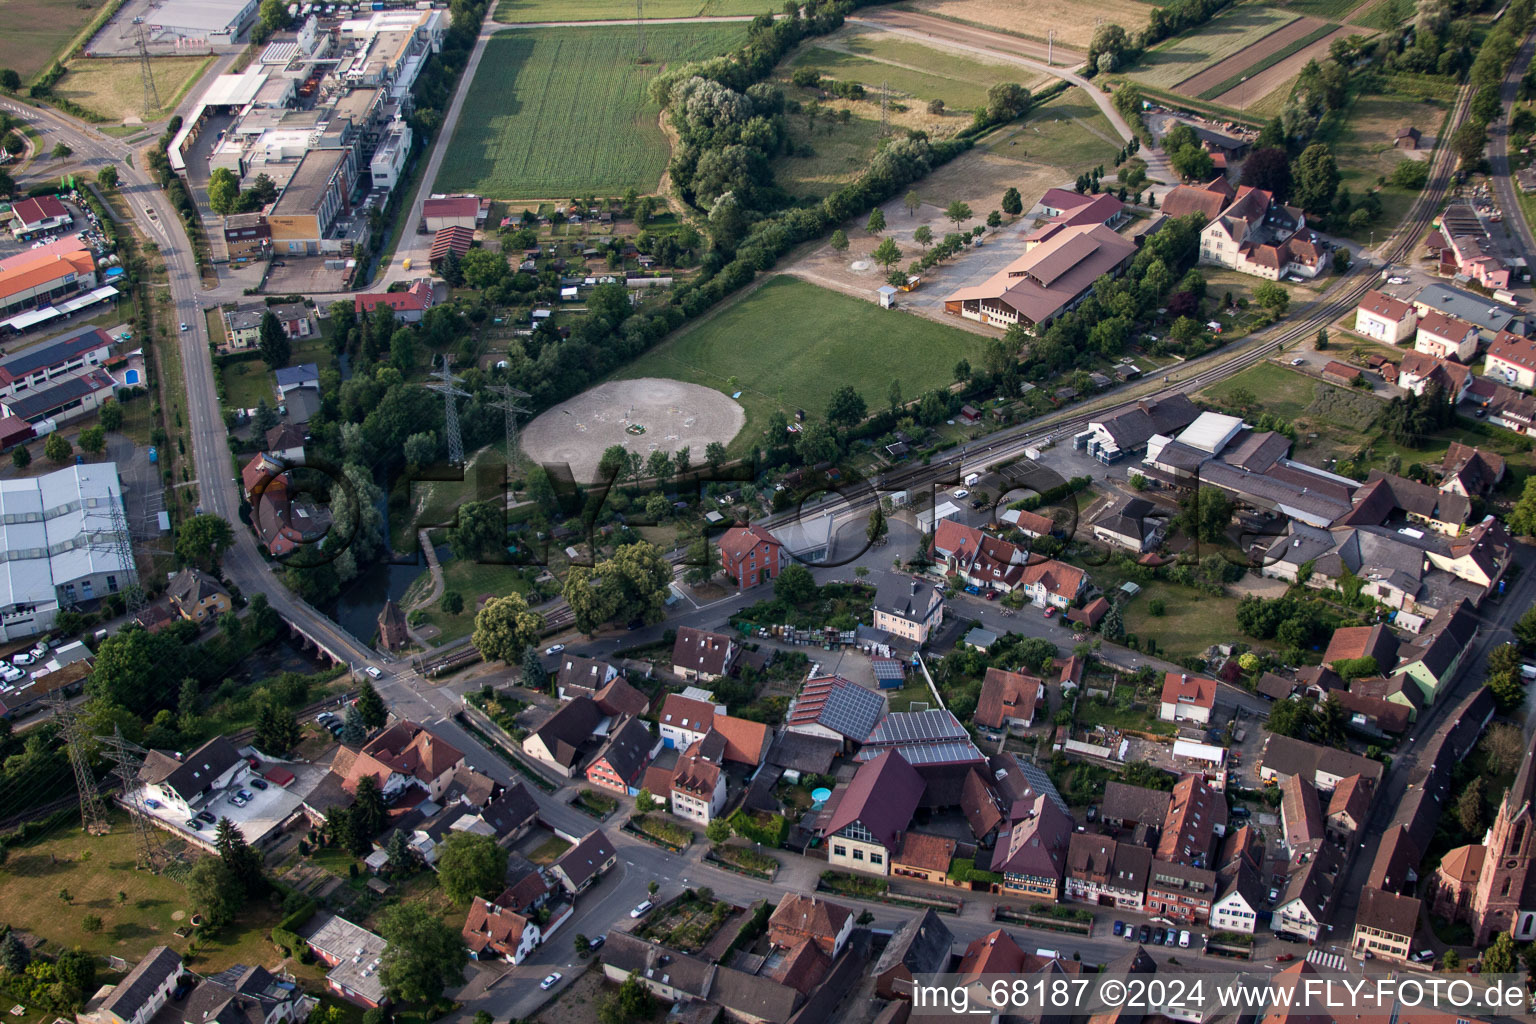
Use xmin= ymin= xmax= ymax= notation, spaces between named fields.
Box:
xmin=671 ymin=626 xmax=736 ymax=676
xmin=659 ymin=692 xmax=719 ymax=734
xmin=1416 ymin=309 xmax=1478 ymax=342
xmin=1326 ymin=774 xmax=1374 ymax=826
xmin=768 ymin=894 xmax=853 ymax=951
xmin=1160 ymin=672 xmax=1216 ymax=710
xmin=957 ymin=929 xmax=1027 ymax=977
xmin=823 ymin=749 xmax=924 ymax=850
xmin=1257 ymin=672 xmax=1297 ymax=700
xmin=1322 ymin=625 xmax=1399 ymax=671
xmin=1280 ymin=773 xmax=1323 ymax=851
xmin=1333 ymin=688 xmax=1412 ymax=733
xmin=461 ymin=898 xmax=530 ymax=957
xmin=945 ymin=223 xmax=1136 ymax=325
xmin=1436 ymin=844 xmax=1485 ymax=887
xmin=1161 ymin=180 xmax=1232 ymax=221
xmin=1157 ymin=774 xmax=1226 ymax=866
xmin=894 ymin=831 xmax=957 ymax=874
xmin=594 ymin=677 xmax=648 ymax=718
xmin=975 ymin=667 xmax=1043 ymax=729
xmin=769 ymin=938 xmax=830 ymax=995
xmin=959 ymin=768 xmax=1004 ymax=840
xmin=1101 ymin=781 xmax=1171 ymax=826
xmin=1357 ymin=289 xmax=1414 ymax=323
xmin=711 ymin=714 xmax=770 ymax=765
xmin=1355 ymin=886 xmax=1421 ymax=939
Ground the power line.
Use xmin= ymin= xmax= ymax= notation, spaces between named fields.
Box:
xmin=47 ymin=694 xmax=109 ymax=835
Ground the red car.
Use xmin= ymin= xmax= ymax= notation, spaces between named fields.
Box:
xmin=1044 ymin=607 xmax=1058 ymax=618
xmin=984 ymin=590 xmax=999 ymax=601
xmin=1273 ymin=954 xmax=1295 ymax=963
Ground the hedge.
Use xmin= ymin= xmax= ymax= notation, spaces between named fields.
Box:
xmin=270 ymin=896 xmax=317 ymax=956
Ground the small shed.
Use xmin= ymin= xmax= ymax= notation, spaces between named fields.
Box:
xmin=1394 ymin=126 xmax=1421 ymax=150
xmin=877 ymin=284 xmax=899 ymax=309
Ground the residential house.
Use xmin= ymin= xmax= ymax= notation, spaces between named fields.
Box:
xmin=594 ymin=677 xmax=649 ymax=719
xmin=269 ymin=302 xmax=313 ymax=339
xmin=1064 ymin=834 xmax=1152 ymax=910
xmin=664 ymin=741 xmax=728 ymax=824
xmin=1090 ymin=497 xmax=1164 ymax=552
xmin=1159 ymin=673 xmax=1216 ymax=725
xmin=931 ymin=519 xmax=1028 ymax=592
xmin=1259 ymin=734 xmax=1385 ymax=792
xmin=1018 ymin=558 xmax=1087 ymax=609
xmin=658 ymin=691 xmax=721 ymax=750
xmin=671 ymin=626 xmax=738 ymax=682
xmin=177 ymin=964 xmax=311 ymax=1024
xmin=1411 ymin=282 xmax=1527 ymax=343
xmin=554 ymin=654 xmax=618 ymax=701
xmin=1279 ymin=773 xmax=1324 ymax=855
xmin=461 ymin=897 xmax=540 ymax=964
xmin=873 ymin=909 xmax=954 ymax=1000
xmin=944 ymin=223 xmax=1137 ymax=330
xmin=600 ymin=932 xmax=714 ymax=1005
xmin=1322 ymin=625 xmax=1400 ymax=675
xmin=870 ymin=574 xmax=945 ymax=646
xmin=302 ymin=915 xmax=388 ymax=1007
xmin=353 ymin=279 xmax=435 ymax=323
xmin=1438 ymin=443 xmax=1506 ymax=497
xmin=1145 ymin=859 xmax=1216 ymax=925
xmin=1272 ymin=844 xmax=1344 ymax=941
xmin=90 ymin=946 xmax=183 ymax=1024
xmin=718 ymin=523 xmax=785 ymax=590
xmin=1326 ymin=775 xmax=1373 ymax=844
xmin=1003 ymin=507 xmax=1055 ymax=539
xmin=892 ymin=832 xmax=958 ymax=886
xmin=521 ymin=697 xmax=601 ymax=775
xmin=1350 ymin=674 xmax=1425 ymax=725
xmin=1437 ymin=201 xmax=1511 ymax=290
xmin=1100 ymin=781 xmax=1172 ymax=830
xmin=1158 ymin=774 xmax=1227 ymax=868
xmin=1397 ymin=351 xmax=1473 ymax=402
xmin=784 ymin=675 xmax=887 ymax=748
xmin=1354 ymin=291 xmax=1418 ymax=344
xmin=1210 ymin=859 xmax=1266 ymax=934
xmin=265 ymin=423 xmax=307 ymax=462
xmin=224 ymin=306 xmax=265 ymax=349
xmin=273 ymin=363 xmax=319 ymax=400
xmin=975 ymin=667 xmax=1045 ymax=734
xmin=994 ymin=793 xmax=1074 ymax=899
xmin=768 ymin=894 xmax=854 ymax=958
xmin=1485 ymin=330 xmax=1536 ymax=390
xmin=583 ymin=716 xmax=659 ymax=795
xmin=340 ymin=720 xmax=466 ymax=802
xmin=1414 ymin=311 xmax=1481 ymax=362
xmin=478 ymin=782 xmax=539 ymax=846
xmin=136 ymin=737 xmax=245 ymax=819
xmin=819 ymin=749 xmax=925 ymax=876
xmin=549 ymin=829 xmax=616 ymax=893
xmin=166 ymin=568 xmax=233 ymax=624
xmin=1351 ymin=887 xmax=1421 ymax=962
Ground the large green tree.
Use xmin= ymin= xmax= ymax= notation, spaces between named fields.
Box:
xmin=258 ymin=311 xmax=291 ymax=369
xmin=473 ymin=593 xmax=544 ymax=662
xmin=215 ymin=817 xmax=265 ymax=896
xmin=352 ymin=775 xmax=387 ymax=838
xmin=88 ymin=623 xmax=195 ymax=714
xmin=254 ymin=694 xmax=300 ymax=754
xmin=176 ymin=513 xmax=235 ymax=570
xmin=377 ymin=903 xmax=468 ymax=1003
xmin=825 ymin=384 xmax=867 ymax=428
xmin=562 ymin=542 xmax=672 ymax=633
xmin=774 ymin=563 xmax=816 ymax=604
xmin=436 ymin=832 xmax=508 ymax=902
xmin=449 ymin=499 xmax=506 ymax=562
xmin=185 ymin=856 xmax=245 ymax=927
xmin=208 ymin=168 xmax=241 ymax=215
xmin=1291 ymin=144 xmax=1340 ymax=214
xmin=355 ymin=681 xmax=387 ymax=729
xmin=1177 ymin=488 xmax=1234 ymax=543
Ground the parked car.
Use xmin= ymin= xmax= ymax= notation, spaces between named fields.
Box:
xmin=365 ymin=666 xmax=382 ymax=679
xmin=1274 ymin=954 xmax=1295 ymax=963
xmin=1268 ymin=887 xmax=1280 ymax=902
xmin=544 ymin=644 xmax=566 ymax=655
xmin=196 ymin=811 xmax=216 ymax=824
xmin=1044 ymin=607 xmax=1057 ymax=618
xmin=186 ymin=819 xmax=203 ymax=831
xmin=1411 ymin=950 xmax=1434 ymax=963
xmin=588 ymin=934 xmax=606 ymax=952
xmin=1137 ymin=926 xmax=1150 ymax=943
xmin=11 ymin=652 xmax=33 ymax=666
xmin=1153 ymin=928 xmax=1166 ymax=945
xmin=1163 ymin=930 xmax=1177 ymax=946
xmin=1113 ymin=921 xmax=1124 ymax=936
xmin=984 ymin=590 xmax=998 ymax=601
xmin=249 ymin=778 xmax=268 ymax=790
xmin=1123 ymin=927 xmax=1136 ymax=942
xmin=230 ymin=794 xmax=248 ymax=807
xmin=144 ymin=799 xmax=161 ymax=809
xmin=539 ymin=973 xmax=562 ymax=991
xmin=236 ymin=789 xmax=253 ymax=802
xmin=630 ymin=900 xmax=654 ymax=918
xmin=953 ymin=489 xmax=969 ymax=499
xmin=1179 ymin=931 xmax=1191 ymax=948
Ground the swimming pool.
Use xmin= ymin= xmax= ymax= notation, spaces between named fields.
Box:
xmin=124 ymin=369 xmax=140 ymax=385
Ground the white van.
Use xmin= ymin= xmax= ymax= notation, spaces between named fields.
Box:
xmin=1178 ymin=931 xmax=1191 ymax=948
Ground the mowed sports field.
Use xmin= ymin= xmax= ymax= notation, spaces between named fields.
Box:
xmin=494 ymin=0 xmax=769 ymax=21
xmin=436 ymin=23 xmax=746 ymax=198
xmin=612 ymin=276 xmax=987 ymax=450
xmin=1 ymin=0 xmax=109 ymax=80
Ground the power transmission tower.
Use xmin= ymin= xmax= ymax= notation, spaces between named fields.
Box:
xmin=136 ymin=23 xmax=161 ymax=116
xmin=636 ymin=0 xmax=647 ymax=63
xmin=425 ymin=358 xmax=470 ymax=465
xmin=490 ymin=383 xmax=531 ymax=467
xmin=97 ymin=727 xmax=167 ymax=872
xmin=103 ymin=485 xmax=145 ymax=617
xmin=48 ymin=693 xmax=109 ymax=835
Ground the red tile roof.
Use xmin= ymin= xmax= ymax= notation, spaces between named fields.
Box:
xmin=1160 ymin=672 xmax=1216 ymax=710
xmin=1357 ymin=290 xmax=1414 ymax=323
xmin=975 ymin=667 xmax=1043 ymax=730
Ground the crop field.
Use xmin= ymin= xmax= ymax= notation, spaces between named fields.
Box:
xmin=1206 ymin=24 xmax=1346 ymax=105
xmin=494 ymin=0 xmax=768 ymax=20
xmin=787 ymin=28 xmax=1043 ymax=112
xmin=897 ymin=0 xmax=1152 ymax=50
xmin=1178 ymin=17 xmax=1334 ymax=100
xmin=1262 ymin=0 xmax=1372 ymax=18
xmin=1128 ymin=6 xmax=1299 ymax=91
xmin=611 ymin=276 xmax=986 ymax=450
xmin=0 ymin=0 xmax=107 ymax=80
xmin=55 ymin=56 xmax=213 ymax=122
xmin=436 ymin=23 xmax=747 ymax=199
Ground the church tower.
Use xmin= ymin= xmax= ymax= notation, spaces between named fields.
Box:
xmin=1471 ymin=730 xmax=1536 ymax=945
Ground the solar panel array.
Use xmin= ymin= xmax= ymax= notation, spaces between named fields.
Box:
xmin=856 ymin=741 xmax=984 ymax=767
xmin=818 ymin=680 xmax=886 ymax=740
xmin=865 ymin=709 xmax=969 ymax=746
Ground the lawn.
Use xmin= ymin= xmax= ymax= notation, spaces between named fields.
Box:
xmin=1122 ymin=579 xmax=1245 ymax=662
xmin=0 ymin=818 xmax=290 ymax=982
xmin=220 ymin=358 xmax=276 ymax=412
xmin=493 ymin=0 xmax=770 ymax=21
xmin=1128 ymin=6 xmax=1299 ymax=90
xmin=415 ymin=555 xmax=534 ymax=645
xmin=1201 ymin=360 xmax=1322 ymax=423
xmin=612 ymin=276 xmax=988 ymax=451
xmin=527 ymin=834 xmax=571 ymax=864
xmin=787 ymin=28 xmax=1039 ymax=112
xmin=55 ymin=56 xmax=214 ymax=122
xmin=0 ymin=0 xmax=109 ymax=81
xmin=772 ymin=107 xmax=887 ymax=199
xmin=978 ymin=88 xmax=1125 ymax=172
xmin=436 ymin=23 xmax=747 ymax=198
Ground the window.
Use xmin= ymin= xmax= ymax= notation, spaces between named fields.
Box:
xmin=833 ymin=845 xmax=846 ymax=857
xmin=852 ymin=849 xmax=864 ymax=861
xmin=870 ymin=853 xmax=883 ymax=865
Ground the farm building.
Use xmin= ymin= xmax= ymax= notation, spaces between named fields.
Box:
xmin=423 ymin=196 xmax=481 ymax=232
xmin=1395 ymin=126 xmax=1421 ymax=149
xmin=429 ymin=226 xmax=474 ymax=269
xmin=944 ymin=223 xmax=1136 ymax=330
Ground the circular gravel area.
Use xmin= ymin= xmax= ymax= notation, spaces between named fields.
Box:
xmin=521 ymin=378 xmax=745 ymax=482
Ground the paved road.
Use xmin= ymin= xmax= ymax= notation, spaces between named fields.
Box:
xmin=1489 ymin=33 xmax=1536 ymax=263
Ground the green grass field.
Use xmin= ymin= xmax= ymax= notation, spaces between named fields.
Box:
xmin=437 ymin=23 xmax=747 ymax=198
xmin=612 ymin=276 xmax=987 ymax=450
xmin=1 ymin=0 xmax=108 ymax=81
xmin=980 ymin=89 xmax=1125 ymax=170
xmin=787 ymin=30 xmax=1031 ymax=111
xmin=56 ymin=56 xmax=213 ymax=122
xmin=1124 ymin=581 xmax=1245 ymax=661
xmin=1261 ymin=0 xmax=1370 ymax=19
xmin=1128 ymin=6 xmax=1299 ymax=90
xmin=494 ymin=0 xmax=769 ymax=21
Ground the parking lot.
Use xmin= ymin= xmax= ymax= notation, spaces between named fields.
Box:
xmin=140 ymin=758 xmax=329 ymax=847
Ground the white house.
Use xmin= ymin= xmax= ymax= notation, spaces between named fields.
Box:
xmin=1414 ymin=311 xmax=1480 ymax=362
xmin=657 ymin=690 xmax=721 ymax=750
xmin=1159 ymin=673 xmax=1216 ymax=725
xmin=668 ymin=751 xmax=727 ymax=824
xmin=1486 ymin=331 xmax=1536 ymax=390
xmin=1354 ymin=291 xmax=1417 ymax=344
xmin=90 ymin=947 xmax=183 ymax=1024
xmin=461 ymin=898 xmax=542 ymax=965
xmin=1210 ymin=865 xmax=1264 ymax=934
xmin=136 ymin=737 xmax=246 ymax=819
